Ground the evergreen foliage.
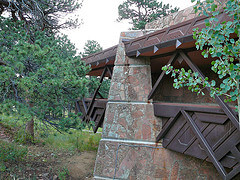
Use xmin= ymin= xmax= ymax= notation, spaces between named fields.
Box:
xmin=82 ymin=40 xmax=103 ymax=58
xmin=81 ymin=40 xmax=110 ymax=99
xmin=0 ymin=0 xmax=82 ymax=31
xmin=0 ymin=17 xmax=91 ymax=131
xmin=117 ymin=0 xmax=179 ymax=29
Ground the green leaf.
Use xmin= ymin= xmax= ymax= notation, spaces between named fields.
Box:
xmin=206 ymin=22 xmax=211 ymax=26
xmin=216 ymin=52 xmax=222 ymax=57
xmin=231 ymin=96 xmax=237 ymax=101
xmin=211 ymin=4 xmax=217 ymax=11
xmin=211 ymin=80 xmax=216 ymax=86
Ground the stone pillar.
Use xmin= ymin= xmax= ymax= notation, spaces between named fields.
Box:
xmin=93 ymin=32 xmax=221 ymax=179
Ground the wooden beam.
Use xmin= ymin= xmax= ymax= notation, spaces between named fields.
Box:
xmin=75 ymin=101 xmax=81 ymax=114
xmin=86 ymin=67 xmax=108 ymax=116
xmin=82 ymin=99 xmax=92 ymax=123
xmin=148 ymin=52 xmax=178 ymax=100
xmin=226 ymin=164 xmax=240 ymax=180
xmin=156 ymin=113 xmax=180 ymax=142
xmin=181 ymin=110 xmax=227 ymax=179
xmin=106 ymin=66 xmax=113 ymax=79
xmin=153 ymin=102 xmax=226 ymax=117
xmin=93 ymin=107 xmax=106 ymax=133
xmin=179 ymin=51 xmax=239 ymax=130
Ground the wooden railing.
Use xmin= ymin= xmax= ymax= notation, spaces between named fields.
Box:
xmin=76 ymin=98 xmax=107 ymax=133
xmin=75 ymin=65 xmax=112 ymax=133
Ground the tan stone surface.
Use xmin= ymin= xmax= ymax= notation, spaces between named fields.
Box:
xmin=102 ymin=102 xmax=161 ymax=141
xmin=108 ymin=65 xmax=152 ymax=102
xmin=145 ymin=5 xmax=197 ymax=30
xmin=94 ymin=140 xmax=221 ymax=180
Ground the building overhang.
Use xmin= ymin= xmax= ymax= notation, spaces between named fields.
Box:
xmin=83 ymin=12 xmax=230 ymax=77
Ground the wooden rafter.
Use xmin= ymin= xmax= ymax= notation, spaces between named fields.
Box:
xmin=75 ymin=65 xmax=113 ymax=133
xmin=151 ymin=49 xmax=240 ymax=179
xmin=181 ymin=110 xmax=227 ymax=179
xmin=179 ymin=51 xmax=239 ymax=130
xmin=148 ymin=52 xmax=178 ymax=100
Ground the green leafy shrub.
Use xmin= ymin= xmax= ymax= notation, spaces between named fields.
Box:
xmin=0 ymin=141 xmax=28 ymax=163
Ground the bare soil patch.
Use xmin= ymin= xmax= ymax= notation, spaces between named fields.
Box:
xmin=0 ymin=125 xmax=97 ymax=180
xmin=61 ymin=151 xmax=96 ymax=179
xmin=1 ymin=144 xmax=97 ymax=179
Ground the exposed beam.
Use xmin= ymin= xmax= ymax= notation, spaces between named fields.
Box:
xmin=93 ymin=107 xmax=106 ymax=133
xmin=181 ymin=110 xmax=227 ymax=179
xmin=179 ymin=51 xmax=239 ymax=130
xmin=156 ymin=114 xmax=180 ymax=142
xmin=126 ymin=35 xmax=194 ymax=57
xmin=148 ymin=52 xmax=178 ymax=100
xmin=226 ymin=164 xmax=240 ymax=180
xmin=106 ymin=66 xmax=113 ymax=79
xmin=151 ymin=47 xmax=197 ymax=60
xmin=86 ymin=67 xmax=108 ymax=116
xmin=88 ymin=64 xmax=114 ymax=73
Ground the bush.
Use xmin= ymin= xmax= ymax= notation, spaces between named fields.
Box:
xmin=0 ymin=141 xmax=28 ymax=163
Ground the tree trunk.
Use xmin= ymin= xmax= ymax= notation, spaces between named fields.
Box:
xmin=25 ymin=118 xmax=34 ymax=144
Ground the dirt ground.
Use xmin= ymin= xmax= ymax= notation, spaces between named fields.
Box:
xmin=1 ymin=144 xmax=97 ymax=180
xmin=63 ymin=152 xmax=96 ymax=179
xmin=0 ymin=125 xmax=97 ymax=180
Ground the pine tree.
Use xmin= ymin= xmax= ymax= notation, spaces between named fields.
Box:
xmin=82 ymin=40 xmax=103 ymax=57
xmin=0 ymin=18 xmax=91 ymax=141
xmin=0 ymin=0 xmax=82 ymax=31
xmin=117 ymin=0 xmax=179 ymax=29
xmin=81 ymin=40 xmax=110 ymax=99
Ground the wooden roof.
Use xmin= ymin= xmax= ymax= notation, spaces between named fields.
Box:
xmin=82 ymin=12 xmax=230 ymax=74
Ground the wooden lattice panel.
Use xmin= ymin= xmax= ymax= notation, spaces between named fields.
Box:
xmin=76 ymin=99 xmax=107 ymax=133
xmin=154 ymin=103 xmax=240 ymax=180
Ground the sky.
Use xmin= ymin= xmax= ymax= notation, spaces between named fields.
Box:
xmin=63 ymin=0 xmax=193 ymax=52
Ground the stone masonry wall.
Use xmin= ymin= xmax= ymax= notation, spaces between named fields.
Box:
xmin=145 ymin=5 xmax=197 ymax=30
xmin=93 ymin=31 xmax=221 ymax=179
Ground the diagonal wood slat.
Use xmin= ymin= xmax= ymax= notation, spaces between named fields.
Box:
xmin=181 ymin=110 xmax=227 ymax=179
xmin=227 ymin=164 xmax=240 ymax=180
xmin=148 ymin=52 xmax=178 ymax=100
xmin=156 ymin=111 xmax=184 ymax=142
xmin=154 ymin=102 xmax=240 ymax=179
xmin=149 ymin=50 xmax=239 ymax=130
xmin=106 ymin=66 xmax=113 ymax=79
xmin=75 ymin=65 xmax=112 ymax=133
xmin=93 ymin=107 xmax=106 ymax=133
xmin=179 ymin=51 xmax=239 ymax=131
xmin=86 ymin=67 xmax=108 ymax=116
